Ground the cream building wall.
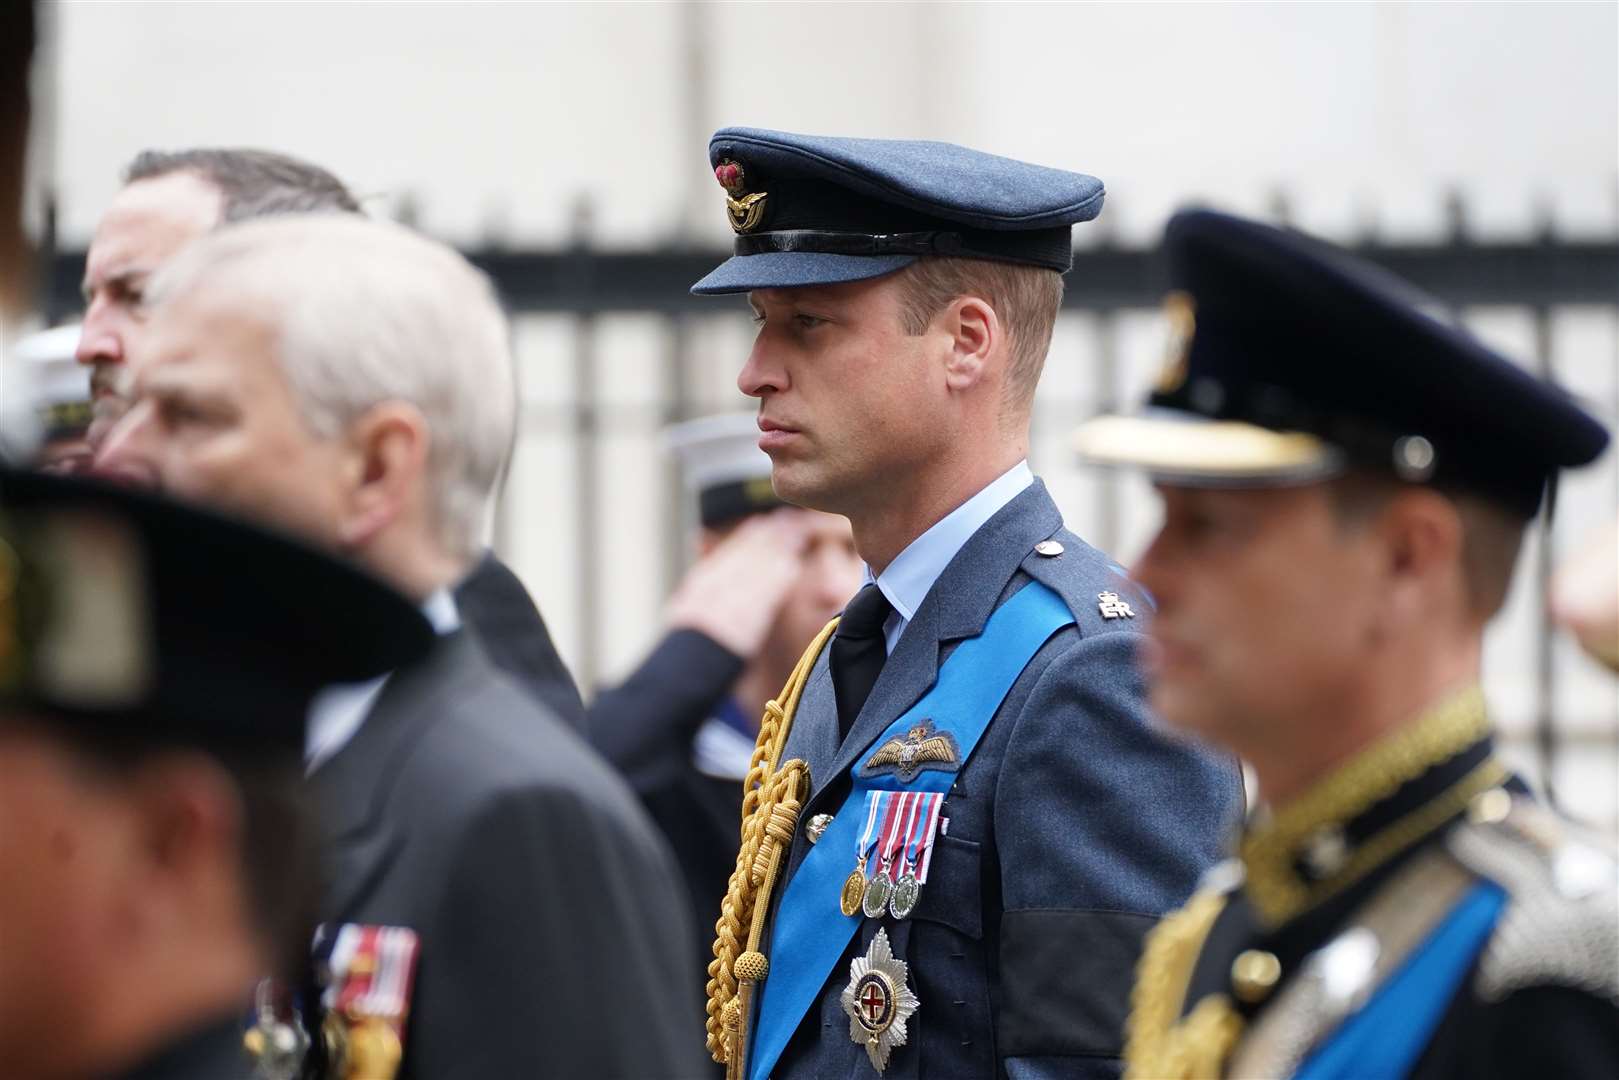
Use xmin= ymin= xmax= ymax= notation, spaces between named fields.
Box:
xmin=41 ymin=0 xmax=1619 ymax=826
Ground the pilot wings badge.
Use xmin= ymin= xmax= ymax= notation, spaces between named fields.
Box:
xmin=862 ymin=720 xmax=959 ymax=783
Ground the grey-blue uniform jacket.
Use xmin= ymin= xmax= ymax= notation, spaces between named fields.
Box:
xmin=761 ymin=481 xmax=1243 ymax=1080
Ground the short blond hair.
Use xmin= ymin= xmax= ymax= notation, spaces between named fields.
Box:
xmin=891 ymin=257 xmax=1064 ymax=417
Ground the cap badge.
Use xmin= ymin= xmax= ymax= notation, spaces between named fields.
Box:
xmin=862 ymin=720 xmax=959 ymax=782
xmin=1098 ymin=591 xmax=1136 ymax=620
xmin=840 ymin=927 xmax=920 ymax=1074
xmin=1153 ymin=290 xmax=1196 ymax=395
xmin=715 ymin=159 xmax=768 ymax=234
xmin=1393 ymin=435 xmax=1437 ymax=481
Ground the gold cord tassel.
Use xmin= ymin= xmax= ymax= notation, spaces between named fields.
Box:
xmin=705 ymin=618 xmax=839 ymax=1072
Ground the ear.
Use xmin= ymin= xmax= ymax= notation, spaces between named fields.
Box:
xmin=1376 ymin=489 xmax=1466 ymax=624
xmin=336 ymin=402 xmax=432 ymax=550
xmin=939 ymin=295 xmax=1000 ymax=394
xmin=123 ymin=755 xmax=244 ymax=931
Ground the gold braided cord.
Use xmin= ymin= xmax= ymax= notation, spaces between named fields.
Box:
xmin=1124 ymin=888 xmax=1241 ymax=1079
xmin=1240 ymin=685 xmax=1490 ymax=926
xmin=705 ymin=618 xmax=839 ymax=1068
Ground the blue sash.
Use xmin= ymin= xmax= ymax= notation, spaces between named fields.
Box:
xmin=1292 ymin=881 xmax=1506 ymax=1080
xmin=748 ymin=581 xmax=1075 ymax=1080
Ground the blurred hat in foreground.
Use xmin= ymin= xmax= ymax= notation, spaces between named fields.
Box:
xmin=1073 ymin=209 xmax=1610 ymax=517
xmin=691 ymin=127 xmax=1104 ymax=294
xmin=665 ymin=412 xmax=783 ymax=528
xmin=0 ymin=468 xmax=434 ymax=751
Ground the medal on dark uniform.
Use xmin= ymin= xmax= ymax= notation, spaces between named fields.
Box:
xmin=863 ymin=791 xmax=915 ymax=919
xmin=840 ymin=928 xmax=920 ymax=1074
xmin=890 ymin=791 xmax=944 ymax=920
xmin=318 ymin=923 xmax=420 ymax=1080
xmin=841 ymin=791 xmax=885 ymax=917
xmin=242 ymin=978 xmax=310 ymax=1080
xmin=862 ymin=863 xmax=893 ymax=918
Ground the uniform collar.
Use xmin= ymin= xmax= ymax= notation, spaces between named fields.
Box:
xmin=865 ymin=461 xmax=1032 ymax=647
xmin=1239 ymin=685 xmax=1503 ymax=927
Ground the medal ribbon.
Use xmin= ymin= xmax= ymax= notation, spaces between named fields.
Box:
xmin=856 ymin=789 xmax=883 ymax=868
xmin=876 ymin=791 xmax=915 ymax=879
xmin=321 ymin=923 xmax=421 ymax=1035
xmin=748 ymin=581 xmax=1076 ymax=1080
xmin=914 ymin=792 xmax=945 ymax=883
xmin=900 ymin=792 xmax=942 ymax=881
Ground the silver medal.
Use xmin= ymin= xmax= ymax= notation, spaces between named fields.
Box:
xmin=862 ymin=869 xmax=894 ymax=918
xmin=888 ymin=871 xmax=921 ymax=920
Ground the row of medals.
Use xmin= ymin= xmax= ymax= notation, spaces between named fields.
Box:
xmin=841 ymin=851 xmax=923 ymax=921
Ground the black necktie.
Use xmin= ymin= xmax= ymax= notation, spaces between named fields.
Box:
xmin=831 ymin=583 xmax=893 ymax=739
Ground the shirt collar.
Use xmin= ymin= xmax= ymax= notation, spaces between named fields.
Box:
xmin=421 ymin=586 xmax=461 ymax=635
xmin=865 ymin=460 xmax=1034 ymax=621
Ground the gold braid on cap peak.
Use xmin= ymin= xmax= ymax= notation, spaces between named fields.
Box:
xmin=705 ymin=618 xmax=837 ymax=1076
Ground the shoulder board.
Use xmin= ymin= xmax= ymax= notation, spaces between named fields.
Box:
xmin=1019 ymin=527 xmax=1152 ymax=636
xmin=1446 ymin=795 xmax=1619 ymax=1006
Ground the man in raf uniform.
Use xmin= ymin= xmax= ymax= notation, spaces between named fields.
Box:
xmin=694 ymin=129 xmax=1243 ymax=1080
xmin=0 ymin=467 xmax=434 ymax=1080
xmin=590 ymin=411 xmax=863 ymax=983
xmin=1074 ymin=209 xmax=1619 ymax=1078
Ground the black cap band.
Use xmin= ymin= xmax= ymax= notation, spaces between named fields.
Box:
xmin=698 ymin=477 xmax=782 ymax=528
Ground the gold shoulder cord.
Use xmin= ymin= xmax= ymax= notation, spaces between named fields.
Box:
xmin=1124 ymin=888 xmax=1243 ymax=1080
xmin=705 ymin=618 xmax=839 ymax=1078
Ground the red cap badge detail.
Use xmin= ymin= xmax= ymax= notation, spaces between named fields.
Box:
xmin=715 ymin=159 xmax=767 ymax=234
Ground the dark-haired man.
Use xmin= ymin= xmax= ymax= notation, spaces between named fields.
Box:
xmin=0 ymin=466 xmax=435 ymax=1080
xmin=1074 ymin=208 xmax=1618 ymax=1079
xmin=694 ymin=129 xmax=1241 ymax=1080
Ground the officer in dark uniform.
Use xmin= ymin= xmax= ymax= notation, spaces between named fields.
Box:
xmin=590 ymin=412 xmax=863 ymax=983
xmin=693 ymin=129 xmax=1244 ymax=1080
xmin=0 ymin=467 xmax=433 ymax=1080
xmin=1073 ymin=208 xmax=1618 ymax=1078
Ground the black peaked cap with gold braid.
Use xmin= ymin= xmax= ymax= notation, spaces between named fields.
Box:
xmin=1076 ymin=209 xmax=1610 ymax=518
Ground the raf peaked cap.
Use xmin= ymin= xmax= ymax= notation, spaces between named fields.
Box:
xmin=691 ymin=127 xmax=1104 ymax=294
xmin=1073 ymin=209 xmax=1610 ymax=517
xmin=0 ymin=468 xmax=434 ymax=752
xmin=665 ymin=412 xmax=783 ymax=528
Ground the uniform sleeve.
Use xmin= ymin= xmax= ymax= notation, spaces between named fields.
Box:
xmin=586 ymin=628 xmax=745 ymax=793
xmin=409 ymin=780 xmax=713 ymax=1080
xmin=992 ymin=629 xmax=1241 ymax=1078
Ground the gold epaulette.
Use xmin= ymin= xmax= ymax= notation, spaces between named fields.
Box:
xmin=704 ymin=618 xmax=838 ymax=1079
xmin=1123 ymin=887 xmax=1242 ymax=1080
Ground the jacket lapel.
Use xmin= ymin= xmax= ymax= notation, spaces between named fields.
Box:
xmin=780 ymin=646 xmax=841 ymax=798
xmin=310 ymin=631 xmax=473 ymax=916
xmin=809 ymin=481 xmax=1066 ymax=803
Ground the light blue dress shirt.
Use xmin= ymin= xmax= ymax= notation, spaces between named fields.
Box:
xmin=864 ymin=460 xmax=1034 ymax=654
